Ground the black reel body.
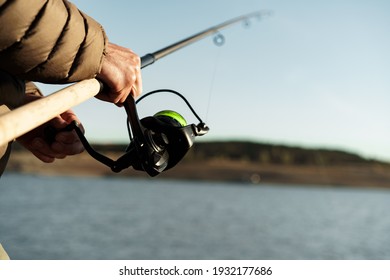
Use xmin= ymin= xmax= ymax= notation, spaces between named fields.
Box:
xmin=130 ymin=116 xmax=202 ymax=176
xmin=67 ymin=89 xmax=209 ymax=177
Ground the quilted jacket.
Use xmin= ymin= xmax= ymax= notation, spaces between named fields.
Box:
xmin=0 ymin=0 xmax=107 ymax=83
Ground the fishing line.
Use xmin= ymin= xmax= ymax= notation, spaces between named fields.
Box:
xmin=204 ymin=33 xmax=225 ymax=122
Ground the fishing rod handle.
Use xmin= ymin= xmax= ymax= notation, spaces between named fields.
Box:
xmin=0 ymin=79 xmax=102 ymax=147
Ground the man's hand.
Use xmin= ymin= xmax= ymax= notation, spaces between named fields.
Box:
xmin=96 ymin=42 xmax=142 ymax=104
xmin=18 ymin=108 xmax=85 ymax=163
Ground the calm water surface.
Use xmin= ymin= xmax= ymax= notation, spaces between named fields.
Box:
xmin=1 ymin=173 xmax=390 ymax=260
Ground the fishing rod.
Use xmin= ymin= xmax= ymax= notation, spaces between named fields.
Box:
xmin=0 ymin=10 xmax=270 ymax=176
xmin=140 ymin=10 xmax=270 ymax=68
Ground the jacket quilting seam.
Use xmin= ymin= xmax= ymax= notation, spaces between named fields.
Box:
xmin=0 ymin=0 xmax=49 ymax=56
xmin=66 ymin=13 xmax=88 ymax=81
xmin=26 ymin=1 xmax=71 ymax=78
xmin=0 ymin=0 xmax=13 ymax=15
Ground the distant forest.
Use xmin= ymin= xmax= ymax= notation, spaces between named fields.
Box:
xmin=48 ymin=140 xmax=387 ymax=166
xmin=184 ymin=141 xmax=385 ymax=166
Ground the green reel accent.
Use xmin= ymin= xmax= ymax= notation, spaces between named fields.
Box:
xmin=154 ymin=110 xmax=187 ymax=127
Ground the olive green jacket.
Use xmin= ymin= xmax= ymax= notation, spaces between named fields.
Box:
xmin=0 ymin=0 xmax=107 ymax=84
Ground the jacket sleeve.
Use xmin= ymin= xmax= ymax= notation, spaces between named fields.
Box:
xmin=0 ymin=0 xmax=107 ymax=84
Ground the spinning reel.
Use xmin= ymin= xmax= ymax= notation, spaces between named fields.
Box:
xmin=59 ymin=89 xmax=209 ymax=177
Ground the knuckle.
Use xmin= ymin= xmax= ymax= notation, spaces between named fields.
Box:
xmin=135 ymin=55 xmax=141 ymax=65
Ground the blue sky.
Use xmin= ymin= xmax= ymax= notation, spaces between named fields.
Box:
xmin=39 ymin=0 xmax=390 ymax=161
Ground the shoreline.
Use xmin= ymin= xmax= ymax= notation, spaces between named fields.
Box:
xmin=6 ymin=151 xmax=390 ymax=188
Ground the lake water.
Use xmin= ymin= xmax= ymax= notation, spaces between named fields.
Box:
xmin=1 ymin=173 xmax=390 ymax=260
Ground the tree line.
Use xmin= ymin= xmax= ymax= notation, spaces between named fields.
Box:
xmin=184 ymin=141 xmax=383 ymax=166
